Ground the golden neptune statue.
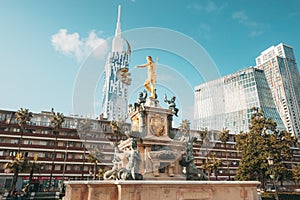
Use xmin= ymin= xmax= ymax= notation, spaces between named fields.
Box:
xmin=134 ymin=56 xmax=157 ymax=98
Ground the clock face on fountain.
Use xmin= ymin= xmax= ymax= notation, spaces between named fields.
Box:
xmin=149 ymin=114 xmax=165 ymax=137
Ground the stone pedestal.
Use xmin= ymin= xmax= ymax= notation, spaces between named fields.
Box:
xmin=63 ymin=180 xmax=260 ymax=200
xmin=130 ymin=98 xmax=173 ymax=139
xmin=126 ymin=97 xmax=185 ymax=180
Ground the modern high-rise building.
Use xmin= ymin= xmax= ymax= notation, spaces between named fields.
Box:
xmin=194 ymin=67 xmax=285 ymax=134
xmin=102 ymin=5 xmax=131 ymax=120
xmin=256 ymin=43 xmax=300 ymax=137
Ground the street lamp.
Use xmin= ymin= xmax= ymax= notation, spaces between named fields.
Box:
xmin=267 ymin=155 xmax=279 ymax=200
xmin=81 ymin=135 xmax=87 ymax=180
xmin=89 ymin=167 xmax=93 ymax=180
xmin=62 ymin=142 xmax=69 ymax=180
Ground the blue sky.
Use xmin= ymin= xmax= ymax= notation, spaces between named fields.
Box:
xmin=0 ymin=0 xmax=300 ymax=124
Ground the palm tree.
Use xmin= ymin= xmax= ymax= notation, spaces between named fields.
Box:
xmin=49 ymin=108 xmax=65 ymax=189
xmin=6 ymin=108 xmax=32 ymax=196
xmin=79 ymin=119 xmax=93 ymax=179
xmin=4 ymin=153 xmax=29 ymax=196
xmin=203 ymin=157 xmax=211 ymax=180
xmin=203 ymin=153 xmax=222 ymax=180
xmin=198 ymin=128 xmax=208 ymax=157
xmin=210 ymin=153 xmax=222 ymax=180
xmin=109 ymin=120 xmax=127 ymax=151
xmin=179 ymin=119 xmax=191 ymax=140
xmin=198 ymin=128 xmax=208 ymax=143
xmin=179 ymin=120 xmax=190 ymax=132
xmin=219 ymin=128 xmax=230 ymax=180
xmin=87 ymin=148 xmax=103 ymax=180
xmin=28 ymin=154 xmax=42 ymax=185
xmin=23 ymin=154 xmax=43 ymax=194
xmin=15 ymin=108 xmax=33 ymax=154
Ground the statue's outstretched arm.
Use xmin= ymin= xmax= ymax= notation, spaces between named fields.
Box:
xmin=135 ymin=62 xmax=150 ymax=68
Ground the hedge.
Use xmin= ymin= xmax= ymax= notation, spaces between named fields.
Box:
xmin=262 ymin=192 xmax=300 ymax=200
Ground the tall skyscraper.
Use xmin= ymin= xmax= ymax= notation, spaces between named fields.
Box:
xmin=256 ymin=43 xmax=300 ymax=137
xmin=194 ymin=67 xmax=285 ymax=134
xmin=102 ymin=5 xmax=131 ymax=120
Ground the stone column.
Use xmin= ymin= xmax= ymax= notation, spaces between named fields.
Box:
xmin=140 ymin=111 xmax=146 ymax=136
xmin=167 ymin=115 xmax=174 ymax=139
xmin=63 ymin=183 xmax=88 ymax=200
xmin=87 ymin=183 xmax=117 ymax=200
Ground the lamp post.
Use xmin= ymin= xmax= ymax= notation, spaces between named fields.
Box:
xmin=81 ymin=135 xmax=87 ymax=180
xmin=267 ymin=155 xmax=279 ymax=200
xmin=62 ymin=142 xmax=69 ymax=181
xmin=79 ymin=118 xmax=93 ymax=180
xmin=89 ymin=167 xmax=93 ymax=180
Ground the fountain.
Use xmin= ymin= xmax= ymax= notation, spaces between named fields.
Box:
xmin=63 ymin=56 xmax=259 ymax=200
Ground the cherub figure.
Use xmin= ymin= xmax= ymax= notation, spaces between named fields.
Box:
xmin=134 ymin=90 xmax=147 ymax=111
xmin=164 ymin=94 xmax=179 ymax=117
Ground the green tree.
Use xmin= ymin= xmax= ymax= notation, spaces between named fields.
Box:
xmin=292 ymin=164 xmax=300 ymax=186
xmin=218 ymin=128 xmax=230 ymax=180
xmin=15 ymin=108 xmax=33 ymax=153
xmin=203 ymin=153 xmax=222 ymax=180
xmin=235 ymin=108 xmax=294 ymax=190
xmin=4 ymin=153 xmax=29 ymax=196
xmin=49 ymin=108 xmax=65 ymax=189
xmin=87 ymin=148 xmax=104 ymax=180
xmin=269 ymin=130 xmax=295 ymax=187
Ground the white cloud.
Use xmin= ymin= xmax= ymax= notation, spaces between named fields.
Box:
xmin=205 ymin=1 xmax=226 ymax=13
xmin=197 ymin=23 xmax=211 ymax=40
xmin=232 ymin=11 xmax=258 ymax=27
xmin=249 ymin=30 xmax=264 ymax=38
xmin=232 ymin=11 xmax=264 ymax=37
xmin=188 ymin=0 xmax=226 ymax=14
xmin=84 ymin=30 xmax=108 ymax=59
xmin=232 ymin=11 xmax=248 ymax=21
xmin=51 ymin=29 xmax=82 ymax=59
xmin=51 ymin=29 xmax=108 ymax=62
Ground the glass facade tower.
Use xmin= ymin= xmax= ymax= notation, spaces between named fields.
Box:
xmin=102 ymin=5 xmax=131 ymax=120
xmin=194 ymin=67 xmax=284 ymax=134
xmin=256 ymin=43 xmax=300 ymax=137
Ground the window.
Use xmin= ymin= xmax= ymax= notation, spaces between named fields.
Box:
xmin=12 ymin=128 xmax=20 ymax=132
xmin=41 ymin=130 xmax=49 ymax=134
xmin=24 ymin=140 xmax=32 ymax=145
xmin=9 ymin=151 xmax=17 ymax=157
xmin=50 ymin=153 xmax=56 ymax=158
xmin=11 ymin=139 xmax=18 ymax=144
